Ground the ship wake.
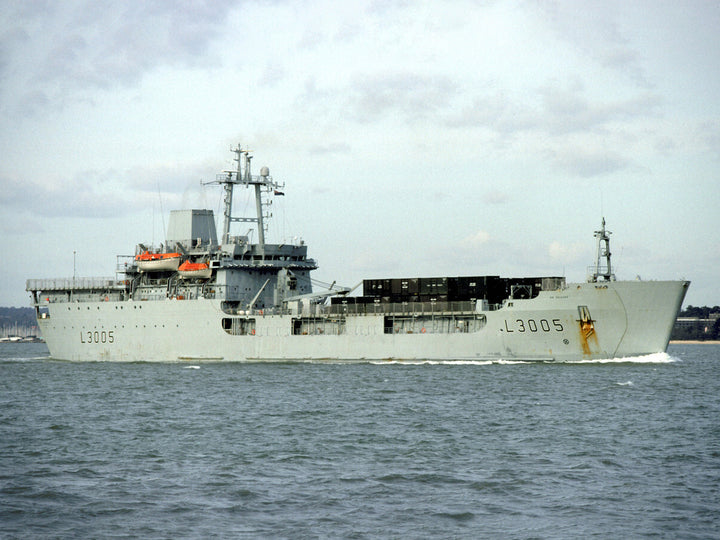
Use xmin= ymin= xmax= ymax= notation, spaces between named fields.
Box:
xmin=368 ymin=352 xmax=677 ymax=365
xmin=564 ymin=352 xmax=676 ymax=364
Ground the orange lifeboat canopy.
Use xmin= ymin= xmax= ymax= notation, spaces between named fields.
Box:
xmin=135 ymin=251 xmax=181 ymax=261
xmin=178 ymin=261 xmax=212 ymax=279
xmin=178 ymin=261 xmax=209 ymax=272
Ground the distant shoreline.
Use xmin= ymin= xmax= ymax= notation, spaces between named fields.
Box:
xmin=670 ymin=340 xmax=720 ymax=344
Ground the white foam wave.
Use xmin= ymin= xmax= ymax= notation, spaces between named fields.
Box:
xmin=0 ymin=356 xmax=51 ymax=362
xmin=369 ymin=359 xmax=529 ymax=366
xmin=566 ymin=352 xmax=676 ymax=364
xmin=183 ymin=365 xmax=201 ymax=369
xmin=367 ymin=352 xmax=677 ymax=366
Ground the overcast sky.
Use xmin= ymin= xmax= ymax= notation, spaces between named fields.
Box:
xmin=1 ymin=0 xmax=718 ymax=308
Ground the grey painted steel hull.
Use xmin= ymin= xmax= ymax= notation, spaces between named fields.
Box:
xmin=36 ymin=280 xmax=689 ymax=362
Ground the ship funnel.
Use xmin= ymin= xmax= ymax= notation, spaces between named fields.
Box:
xmin=166 ymin=209 xmax=217 ymax=250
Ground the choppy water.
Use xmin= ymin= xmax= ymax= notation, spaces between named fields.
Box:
xmin=1 ymin=343 xmax=719 ymax=539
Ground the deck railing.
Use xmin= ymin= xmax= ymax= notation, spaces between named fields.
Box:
xmin=26 ymin=277 xmax=122 ymax=291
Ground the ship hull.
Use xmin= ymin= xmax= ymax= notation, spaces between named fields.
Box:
xmin=35 ymin=280 xmax=689 ymax=362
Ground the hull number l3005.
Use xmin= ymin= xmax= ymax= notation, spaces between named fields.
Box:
xmin=503 ymin=318 xmax=564 ymax=333
xmin=80 ymin=330 xmax=115 ymax=344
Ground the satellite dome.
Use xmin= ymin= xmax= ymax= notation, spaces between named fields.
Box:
xmin=260 ymin=166 xmax=270 ymax=177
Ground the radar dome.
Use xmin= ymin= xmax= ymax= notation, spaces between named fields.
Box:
xmin=260 ymin=166 xmax=270 ymax=177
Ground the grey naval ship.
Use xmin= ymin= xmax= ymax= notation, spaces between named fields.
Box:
xmin=27 ymin=145 xmax=689 ymax=362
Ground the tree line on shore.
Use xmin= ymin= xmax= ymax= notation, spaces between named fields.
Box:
xmin=671 ymin=305 xmax=720 ymax=341
xmin=0 ymin=307 xmax=37 ymax=328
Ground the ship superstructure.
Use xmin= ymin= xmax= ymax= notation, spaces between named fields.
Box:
xmin=27 ymin=145 xmax=689 ymax=362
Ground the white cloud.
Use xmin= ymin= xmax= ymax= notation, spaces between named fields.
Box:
xmin=348 ymin=72 xmax=457 ymax=123
xmin=550 ymin=148 xmax=633 ymax=178
xmin=0 ymin=0 xmax=236 ymax=115
xmin=483 ymin=191 xmax=509 ymax=205
xmin=548 ymin=241 xmax=587 ymax=264
xmin=461 ymin=230 xmax=491 ymax=248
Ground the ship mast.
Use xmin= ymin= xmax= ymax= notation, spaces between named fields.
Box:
xmin=208 ymin=144 xmax=283 ymax=247
xmin=591 ymin=217 xmax=615 ymax=282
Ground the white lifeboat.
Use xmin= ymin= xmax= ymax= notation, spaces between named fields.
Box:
xmin=135 ymin=251 xmax=181 ymax=272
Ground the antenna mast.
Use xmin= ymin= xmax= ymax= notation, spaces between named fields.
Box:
xmin=591 ymin=217 xmax=615 ymax=282
xmin=204 ymin=144 xmax=284 ymax=247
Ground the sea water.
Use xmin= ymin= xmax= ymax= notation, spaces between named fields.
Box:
xmin=1 ymin=343 xmax=718 ymax=539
